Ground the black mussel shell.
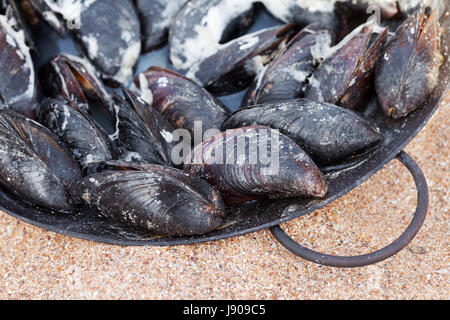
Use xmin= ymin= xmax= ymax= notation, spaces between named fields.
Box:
xmin=83 ymin=160 xmax=150 ymax=176
xmin=76 ymin=165 xmax=226 ymax=236
xmin=71 ymin=0 xmax=141 ymax=85
xmin=30 ymin=0 xmax=141 ymax=85
xmin=375 ymin=7 xmax=442 ymax=119
xmin=0 ymin=109 xmax=82 ymax=211
xmin=39 ymin=54 xmax=120 ymax=140
xmin=184 ymin=126 xmax=328 ymax=205
xmin=169 ymin=0 xmax=257 ymax=71
xmin=262 ymin=0 xmax=338 ymax=27
xmin=186 ymin=24 xmax=297 ymax=96
xmin=133 ymin=67 xmax=231 ymax=139
xmin=223 ymin=99 xmax=382 ymax=166
xmin=242 ymin=26 xmax=335 ymax=107
xmin=136 ymin=0 xmax=189 ymax=52
xmin=0 ymin=9 xmax=39 ymax=119
xmin=305 ymin=21 xmax=388 ymax=110
xmin=26 ymin=0 xmax=65 ymax=34
xmin=38 ymin=97 xmax=118 ymax=168
xmin=40 ymin=54 xmax=113 ymax=109
xmin=116 ymin=88 xmax=175 ymax=166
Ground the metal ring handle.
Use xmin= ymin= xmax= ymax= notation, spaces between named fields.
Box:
xmin=270 ymin=151 xmax=429 ymax=268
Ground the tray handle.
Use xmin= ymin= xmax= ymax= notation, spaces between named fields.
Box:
xmin=270 ymin=151 xmax=429 ymax=268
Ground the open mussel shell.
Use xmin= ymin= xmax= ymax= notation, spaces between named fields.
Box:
xmin=135 ymin=0 xmax=188 ymax=52
xmin=0 ymin=7 xmax=39 ymax=119
xmin=223 ymin=99 xmax=382 ymax=166
xmin=133 ymin=67 xmax=231 ymax=138
xmin=375 ymin=7 xmax=442 ymax=120
xmin=29 ymin=0 xmax=141 ymax=85
xmin=40 ymin=54 xmax=113 ymax=109
xmin=39 ymin=54 xmax=120 ymax=140
xmin=38 ymin=97 xmax=118 ymax=167
xmin=0 ymin=109 xmax=82 ymax=212
xmin=116 ymin=88 xmax=175 ymax=166
xmin=186 ymin=24 xmax=296 ymax=96
xmin=169 ymin=0 xmax=257 ymax=71
xmin=76 ymin=165 xmax=226 ymax=236
xmin=243 ymin=26 xmax=335 ymax=107
xmin=305 ymin=21 xmax=388 ymax=110
xmin=184 ymin=126 xmax=328 ymax=205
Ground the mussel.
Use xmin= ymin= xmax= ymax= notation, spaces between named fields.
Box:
xmin=242 ymin=26 xmax=335 ymax=107
xmin=116 ymin=88 xmax=175 ymax=166
xmin=186 ymin=24 xmax=297 ymax=95
xmin=40 ymin=54 xmax=120 ymax=140
xmin=184 ymin=126 xmax=328 ymax=205
xmin=0 ymin=2 xmax=39 ymax=119
xmin=375 ymin=7 xmax=442 ymax=119
xmin=169 ymin=0 xmax=345 ymax=72
xmin=135 ymin=0 xmax=188 ymax=52
xmin=0 ymin=109 xmax=82 ymax=211
xmin=38 ymin=97 xmax=118 ymax=167
xmin=3 ymin=0 xmax=35 ymax=48
xmin=222 ymin=99 xmax=382 ymax=166
xmin=169 ymin=0 xmax=257 ymax=71
xmin=133 ymin=67 xmax=231 ymax=137
xmin=29 ymin=0 xmax=141 ymax=85
xmin=40 ymin=54 xmax=112 ymax=109
xmin=395 ymin=0 xmax=445 ymax=16
xmin=76 ymin=164 xmax=226 ymax=236
xmin=305 ymin=21 xmax=388 ymax=110
xmin=261 ymin=0 xmax=338 ymax=27
xmin=335 ymin=0 xmax=400 ymax=21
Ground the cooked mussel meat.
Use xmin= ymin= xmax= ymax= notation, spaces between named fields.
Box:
xmin=222 ymin=99 xmax=382 ymax=166
xmin=29 ymin=0 xmax=141 ymax=85
xmin=76 ymin=165 xmax=226 ymax=236
xmin=0 ymin=109 xmax=82 ymax=211
xmin=116 ymin=88 xmax=175 ymax=166
xmin=38 ymin=97 xmax=118 ymax=167
xmin=375 ymin=7 xmax=442 ymax=119
xmin=186 ymin=24 xmax=296 ymax=95
xmin=305 ymin=21 xmax=388 ymax=110
xmin=135 ymin=0 xmax=188 ymax=52
xmin=184 ymin=126 xmax=328 ymax=205
xmin=0 ymin=4 xmax=39 ymax=119
xmin=133 ymin=67 xmax=231 ymax=137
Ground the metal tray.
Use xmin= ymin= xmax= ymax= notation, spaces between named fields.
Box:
xmin=0 ymin=9 xmax=448 ymax=267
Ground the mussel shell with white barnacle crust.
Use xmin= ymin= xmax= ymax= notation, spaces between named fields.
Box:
xmin=28 ymin=0 xmax=141 ymax=85
xmin=0 ymin=1 xmax=40 ymax=119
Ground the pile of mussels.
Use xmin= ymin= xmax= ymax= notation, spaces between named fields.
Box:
xmin=0 ymin=0 xmax=446 ymax=236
